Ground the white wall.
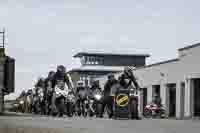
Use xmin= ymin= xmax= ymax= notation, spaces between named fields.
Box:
xmin=179 ymin=46 xmax=200 ymax=118
xmin=133 ymin=60 xmax=181 ymax=88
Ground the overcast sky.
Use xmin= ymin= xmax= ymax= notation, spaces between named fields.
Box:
xmin=1 ymin=0 xmax=200 ymax=95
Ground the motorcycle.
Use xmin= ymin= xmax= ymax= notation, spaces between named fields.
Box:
xmin=33 ymin=87 xmax=45 ymax=115
xmin=44 ymin=81 xmax=54 ymax=116
xmin=111 ymin=83 xmax=140 ymax=119
xmin=54 ymin=83 xmax=69 ymax=117
xmin=79 ymin=97 xmax=88 ymax=117
xmin=76 ymin=89 xmax=88 ymax=117
xmin=14 ymin=97 xmax=26 ymax=113
xmin=88 ymin=89 xmax=103 ymax=118
xmin=143 ymin=103 xmax=168 ymax=119
xmin=65 ymin=91 xmax=76 ymax=117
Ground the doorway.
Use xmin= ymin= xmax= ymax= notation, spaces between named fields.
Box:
xmin=168 ymin=84 xmax=176 ymax=117
xmin=142 ymin=88 xmax=147 ymax=110
xmin=193 ymin=78 xmax=200 ymax=117
xmin=152 ymin=85 xmax=160 ymax=98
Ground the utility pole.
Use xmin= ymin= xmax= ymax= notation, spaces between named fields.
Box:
xmin=0 ymin=28 xmax=5 ymax=113
xmin=0 ymin=28 xmax=15 ymax=114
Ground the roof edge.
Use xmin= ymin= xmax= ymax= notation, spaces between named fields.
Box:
xmin=178 ymin=43 xmax=200 ymax=51
xmin=68 ymin=69 xmax=122 ymax=73
xmin=73 ymin=52 xmax=150 ymax=58
xmin=134 ymin=58 xmax=179 ymax=70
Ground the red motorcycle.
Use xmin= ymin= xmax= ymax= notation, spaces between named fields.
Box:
xmin=143 ymin=103 xmax=168 ymax=119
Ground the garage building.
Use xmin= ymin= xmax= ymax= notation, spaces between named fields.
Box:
xmin=96 ymin=43 xmax=200 ymax=119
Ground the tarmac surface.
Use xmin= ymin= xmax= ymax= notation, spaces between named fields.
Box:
xmin=0 ymin=112 xmax=200 ymax=133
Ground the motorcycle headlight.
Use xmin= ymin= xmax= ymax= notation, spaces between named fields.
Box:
xmin=129 ymin=93 xmax=134 ymax=96
xmin=40 ymin=93 xmax=44 ymax=97
xmin=14 ymin=104 xmax=19 ymax=107
xmin=56 ymin=91 xmax=60 ymax=95
xmin=20 ymin=101 xmax=24 ymax=104
xmin=94 ymin=94 xmax=101 ymax=100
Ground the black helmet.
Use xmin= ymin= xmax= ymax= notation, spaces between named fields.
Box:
xmin=92 ymin=80 xmax=99 ymax=87
xmin=48 ymin=71 xmax=55 ymax=78
xmin=36 ymin=77 xmax=45 ymax=87
xmin=38 ymin=77 xmax=45 ymax=82
xmin=107 ymin=73 xmax=114 ymax=80
xmin=57 ymin=65 xmax=66 ymax=73
xmin=27 ymin=89 xmax=32 ymax=95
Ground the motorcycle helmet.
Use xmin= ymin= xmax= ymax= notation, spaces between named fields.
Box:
xmin=124 ymin=66 xmax=134 ymax=77
xmin=27 ymin=89 xmax=32 ymax=95
xmin=48 ymin=71 xmax=56 ymax=79
xmin=20 ymin=90 xmax=26 ymax=97
xmin=57 ymin=65 xmax=66 ymax=73
xmin=77 ymin=80 xmax=85 ymax=87
xmin=36 ymin=77 xmax=45 ymax=87
xmin=93 ymin=80 xmax=99 ymax=88
xmin=124 ymin=66 xmax=132 ymax=73
xmin=107 ymin=73 xmax=114 ymax=80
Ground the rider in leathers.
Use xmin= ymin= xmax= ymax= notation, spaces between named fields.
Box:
xmin=44 ymin=71 xmax=56 ymax=115
xmin=118 ymin=67 xmax=141 ymax=120
xmin=76 ymin=81 xmax=88 ymax=115
xmin=33 ymin=77 xmax=46 ymax=114
xmin=89 ymin=81 xmax=103 ymax=117
xmin=89 ymin=81 xmax=102 ymax=97
xmin=51 ymin=65 xmax=74 ymax=116
xmin=103 ymin=74 xmax=118 ymax=118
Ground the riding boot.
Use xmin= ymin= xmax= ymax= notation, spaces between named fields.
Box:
xmin=59 ymin=113 xmax=63 ymax=117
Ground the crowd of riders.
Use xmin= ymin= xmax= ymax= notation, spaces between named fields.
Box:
xmin=16 ymin=65 xmax=165 ymax=119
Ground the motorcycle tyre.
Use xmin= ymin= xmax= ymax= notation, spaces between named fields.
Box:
xmin=66 ymin=102 xmax=73 ymax=117
xmin=130 ymin=98 xmax=139 ymax=120
xmin=96 ymin=103 xmax=103 ymax=118
xmin=143 ymin=110 xmax=152 ymax=118
xmin=57 ymin=98 xmax=65 ymax=117
xmin=82 ymin=110 xmax=87 ymax=118
xmin=160 ymin=110 xmax=168 ymax=119
xmin=89 ymin=111 xmax=94 ymax=117
xmin=78 ymin=111 xmax=81 ymax=117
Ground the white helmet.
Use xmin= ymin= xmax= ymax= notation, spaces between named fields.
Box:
xmin=77 ymin=80 xmax=85 ymax=87
xmin=124 ymin=66 xmax=133 ymax=73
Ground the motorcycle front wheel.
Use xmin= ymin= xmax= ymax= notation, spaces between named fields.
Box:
xmin=159 ymin=109 xmax=168 ymax=119
xmin=143 ymin=109 xmax=152 ymax=118
xmin=82 ymin=108 xmax=88 ymax=117
xmin=66 ymin=102 xmax=73 ymax=117
xmin=96 ymin=103 xmax=103 ymax=118
xmin=129 ymin=98 xmax=139 ymax=119
xmin=56 ymin=98 xmax=65 ymax=117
